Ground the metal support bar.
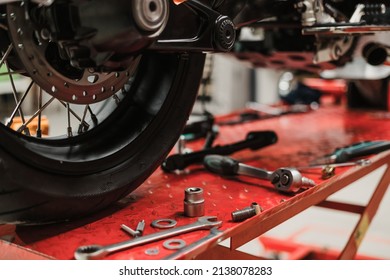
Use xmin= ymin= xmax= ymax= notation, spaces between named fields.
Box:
xmin=316 ymin=200 xmax=366 ymax=215
xmin=338 ymin=164 xmax=390 ymax=259
xmin=195 ymin=244 xmax=267 ymax=260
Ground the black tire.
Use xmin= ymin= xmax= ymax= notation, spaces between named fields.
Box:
xmin=0 ymin=53 xmax=205 ymax=224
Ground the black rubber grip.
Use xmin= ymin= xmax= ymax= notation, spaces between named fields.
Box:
xmin=161 ymin=130 xmax=277 ymax=172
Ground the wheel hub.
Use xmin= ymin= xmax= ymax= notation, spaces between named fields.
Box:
xmin=6 ymin=3 xmax=136 ymax=104
xmin=132 ymin=0 xmax=169 ymax=34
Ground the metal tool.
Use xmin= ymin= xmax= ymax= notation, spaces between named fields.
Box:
xmin=231 ymin=202 xmax=262 ymax=222
xmin=74 ymin=216 xmax=222 ymax=260
xmin=203 ymin=125 xmax=219 ymax=149
xmin=321 ymin=166 xmax=336 ymax=180
xmin=184 ymin=187 xmax=205 ymax=217
xmin=297 ymin=159 xmax=372 ymax=170
xmin=204 ymin=155 xmax=315 ymax=193
xmin=121 ymin=220 xmax=145 ymax=237
xmin=181 ymin=112 xmax=215 ymax=142
xmin=163 ymin=239 xmax=187 ymax=250
xmin=217 ymin=112 xmax=261 ymax=126
xmin=311 ymin=140 xmax=390 ymax=165
xmin=151 ymin=219 xmax=177 ymax=229
xmin=163 ymin=227 xmax=223 ymax=260
xmin=145 ymin=248 xmax=160 ymax=256
xmin=246 ymin=102 xmax=311 ymax=117
xmin=161 ymin=130 xmax=278 ymax=172
xmin=296 ymin=159 xmax=372 ymax=179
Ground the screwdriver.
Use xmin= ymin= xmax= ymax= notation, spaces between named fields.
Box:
xmin=297 ymin=159 xmax=372 ymax=170
xmin=296 ymin=159 xmax=372 ymax=180
xmin=311 ymin=140 xmax=390 ymax=165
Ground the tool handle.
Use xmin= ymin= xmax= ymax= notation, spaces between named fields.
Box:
xmin=161 ymin=130 xmax=277 ymax=172
xmin=336 ymin=141 xmax=390 ymax=163
xmin=204 ymin=155 xmax=273 ymax=181
xmin=203 ymin=155 xmax=240 ymax=176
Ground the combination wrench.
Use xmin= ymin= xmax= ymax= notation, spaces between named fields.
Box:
xmin=74 ymin=216 xmax=222 ymax=260
xmin=163 ymin=227 xmax=224 ymax=260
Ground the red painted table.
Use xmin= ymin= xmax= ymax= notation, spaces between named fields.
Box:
xmin=1 ymin=105 xmax=390 ymax=260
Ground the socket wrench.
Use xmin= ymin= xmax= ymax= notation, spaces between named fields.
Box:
xmin=74 ymin=216 xmax=222 ymax=260
xmin=204 ymin=155 xmax=315 ymax=193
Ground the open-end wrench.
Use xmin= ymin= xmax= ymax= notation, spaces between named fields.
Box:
xmin=163 ymin=227 xmax=224 ymax=260
xmin=204 ymin=155 xmax=315 ymax=193
xmin=74 ymin=216 xmax=222 ymax=260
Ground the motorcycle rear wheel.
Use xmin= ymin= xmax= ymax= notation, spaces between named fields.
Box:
xmin=0 ymin=53 xmax=205 ymax=224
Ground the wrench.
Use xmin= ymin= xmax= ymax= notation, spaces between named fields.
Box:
xmin=74 ymin=216 xmax=222 ymax=260
xmin=163 ymin=227 xmax=223 ymax=260
xmin=204 ymin=155 xmax=315 ymax=193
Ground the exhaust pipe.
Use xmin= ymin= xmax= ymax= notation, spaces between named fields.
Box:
xmin=363 ymin=42 xmax=390 ymax=66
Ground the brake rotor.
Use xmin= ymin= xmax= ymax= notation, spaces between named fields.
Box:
xmin=6 ymin=3 xmax=137 ymax=104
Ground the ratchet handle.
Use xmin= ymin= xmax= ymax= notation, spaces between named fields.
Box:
xmin=203 ymin=155 xmax=240 ymax=176
xmin=161 ymin=130 xmax=277 ymax=172
xmin=204 ymin=155 xmax=272 ymax=180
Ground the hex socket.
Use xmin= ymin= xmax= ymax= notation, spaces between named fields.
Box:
xmin=184 ymin=187 xmax=205 ymax=217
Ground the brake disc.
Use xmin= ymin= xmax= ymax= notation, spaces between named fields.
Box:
xmin=6 ymin=3 xmax=137 ymax=105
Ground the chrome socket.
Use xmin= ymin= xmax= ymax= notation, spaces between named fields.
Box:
xmin=184 ymin=187 xmax=205 ymax=217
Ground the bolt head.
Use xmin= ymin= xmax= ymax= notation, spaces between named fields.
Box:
xmin=281 ymin=174 xmax=290 ymax=185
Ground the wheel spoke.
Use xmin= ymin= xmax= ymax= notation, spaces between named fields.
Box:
xmin=0 ymin=70 xmax=27 ymax=76
xmin=36 ymin=88 xmax=43 ymax=138
xmin=88 ymin=106 xmax=98 ymax=126
xmin=4 ymin=60 xmax=31 ymax=135
xmin=17 ymin=97 xmax=55 ymax=133
xmin=78 ymin=105 xmax=90 ymax=134
xmin=0 ymin=23 xmax=8 ymax=31
xmin=58 ymin=100 xmax=89 ymax=127
xmin=66 ymin=103 xmax=73 ymax=137
xmin=6 ymin=80 xmax=34 ymax=127
xmin=113 ymin=94 xmax=121 ymax=106
xmin=0 ymin=44 xmax=13 ymax=67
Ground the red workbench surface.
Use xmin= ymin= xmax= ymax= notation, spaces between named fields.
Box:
xmin=1 ymin=105 xmax=390 ymax=260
